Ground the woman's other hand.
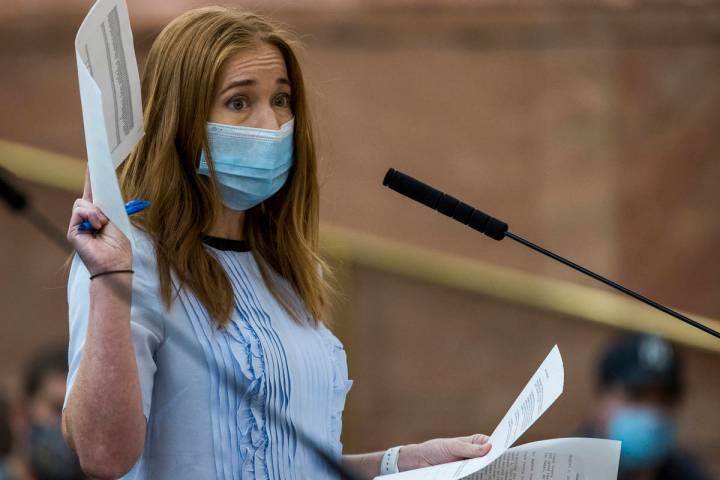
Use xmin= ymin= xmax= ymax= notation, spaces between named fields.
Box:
xmin=398 ymin=434 xmax=491 ymax=471
xmin=66 ymin=171 xmax=132 ymax=275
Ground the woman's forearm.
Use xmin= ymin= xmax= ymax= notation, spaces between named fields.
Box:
xmin=63 ymin=273 xmax=145 ymax=479
xmin=342 ymin=436 xmax=491 ymax=479
xmin=343 ymin=451 xmax=385 ymax=479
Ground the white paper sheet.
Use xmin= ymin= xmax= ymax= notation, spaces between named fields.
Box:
xmin=489 ymin=345 xmax=564 ymax=452
xmin=74 ymin=0 xmax=143 ymax=240
xmin=463 ymin=438 xmax=620 ymax=480
xmin=76 ymin=57 xmax=132 ymax=239
xmin=379 ymin=346 xmax=566 ymax=480
xmin=75 ymin=0 xmax=143 ymax=168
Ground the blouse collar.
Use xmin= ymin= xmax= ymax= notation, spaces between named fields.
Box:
xmin=202 ymin=235 xmax=251 ymax=252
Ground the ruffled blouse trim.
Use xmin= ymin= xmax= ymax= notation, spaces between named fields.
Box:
xmin=176 ymin=262 xmax=272 ymax=480
xmin=225 ymin=314 xmax=270 ymax=479
xmin=177 ymin=248 xmax=351 ymax=478
xmin=222 ymin=254 xmax=276 ymax=480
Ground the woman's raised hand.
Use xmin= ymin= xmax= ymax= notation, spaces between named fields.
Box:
xmin=398 ymin=434 xmax=491 ymax=471
xmin=66 ymin=171 xmax=132 ymax=275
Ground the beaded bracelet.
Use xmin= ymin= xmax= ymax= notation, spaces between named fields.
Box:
xmin=89 ymin=269 xmax=134 ymax=280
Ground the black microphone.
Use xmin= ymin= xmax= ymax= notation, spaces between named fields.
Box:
xmin=0 ymin=167 xmax=71 ymax=251
xmin=383 ymin=168 xmax=508 ymax=240
xmin=0 ymin=167 xmax=28 ymax=211
xmin=383 ymin=168 xmax=720 ymax=340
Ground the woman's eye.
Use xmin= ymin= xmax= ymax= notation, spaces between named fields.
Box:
xmin=273 ymin=93 xmax=291 ymax=108
xmin=226 ymin=96 xmax=249 ymax=111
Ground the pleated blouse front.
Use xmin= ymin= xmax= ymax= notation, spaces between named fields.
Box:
xmin=65 ymin=228 xmax=353 ymax=480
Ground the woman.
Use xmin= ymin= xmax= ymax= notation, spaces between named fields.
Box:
xmin=62 ymin=7 xmax=491 ymax=480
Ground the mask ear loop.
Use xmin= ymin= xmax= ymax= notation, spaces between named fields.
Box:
xmin=280 ymin=117 xmax=296 ymax=131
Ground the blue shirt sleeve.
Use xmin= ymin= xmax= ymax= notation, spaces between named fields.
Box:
xmin=64 ymin=236 xmax=165 ymax=420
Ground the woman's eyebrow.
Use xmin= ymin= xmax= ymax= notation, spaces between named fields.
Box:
xmin=220 ymin=79 xmax=256 ymax=95
xmin=220 ymin=77 xmax=291 ymax=95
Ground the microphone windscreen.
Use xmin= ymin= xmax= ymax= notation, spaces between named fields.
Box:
xmin=383 ymin=168 xmax=508 ymax=241
xmin=383 ymin=168 xmax=442 ymax=210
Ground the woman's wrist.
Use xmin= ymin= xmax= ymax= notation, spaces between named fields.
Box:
xmin=87 ymin=258 xmax=133 ymax=278
xmin=89 ymin=266 xmax=133 ymax=298
xmin=90 ymin=269 xmax=134 ymax=280
xmin=396 ymin=444 xmax=421 ymax=472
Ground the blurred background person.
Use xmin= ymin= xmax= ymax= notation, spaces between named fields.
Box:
xmin=0 ymin=389 xmax=32 ymax=480
xmin=0 ymin=389 xmax=18 ymax=480
xmin=578 ymin=334 xmax=711 ymax=480
xmin=22 ymin=345 xmax=83 ymax=480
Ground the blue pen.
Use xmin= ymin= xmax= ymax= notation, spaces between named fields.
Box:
xmin=78 ymin=199 xmax=151 ymax=231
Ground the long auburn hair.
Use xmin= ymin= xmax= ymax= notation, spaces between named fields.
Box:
xmin=118 ymin=7 xmax=331 ymax=327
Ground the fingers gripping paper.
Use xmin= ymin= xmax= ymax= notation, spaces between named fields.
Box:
xmin=378 ymin=346 xmax=620 ymax=480
xmin=75 ymin=0 xmax=143 ymax=240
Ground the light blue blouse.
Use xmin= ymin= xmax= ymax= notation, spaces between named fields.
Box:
xmin=65 ymin=227 xmax=353 ymax=479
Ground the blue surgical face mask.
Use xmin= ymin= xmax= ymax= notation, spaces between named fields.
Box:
xmin=198 ymin=118 xmax=294 ymax=211
xmin=608 ymin=406 xmax=676 ymax=470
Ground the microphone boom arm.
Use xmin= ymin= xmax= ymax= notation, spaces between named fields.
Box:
xmin=383 ymin=168 xmax=720 ymax=340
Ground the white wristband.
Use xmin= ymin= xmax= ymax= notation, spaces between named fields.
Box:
xmin=380 ymin=446 xmax=402 ymax=475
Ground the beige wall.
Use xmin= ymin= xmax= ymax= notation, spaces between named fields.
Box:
xmin=1 ymin=1 xmax=719 ymax=477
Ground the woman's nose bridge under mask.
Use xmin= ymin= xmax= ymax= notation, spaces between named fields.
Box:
xmin=198 ymin=118 xmax=295 ymax=211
